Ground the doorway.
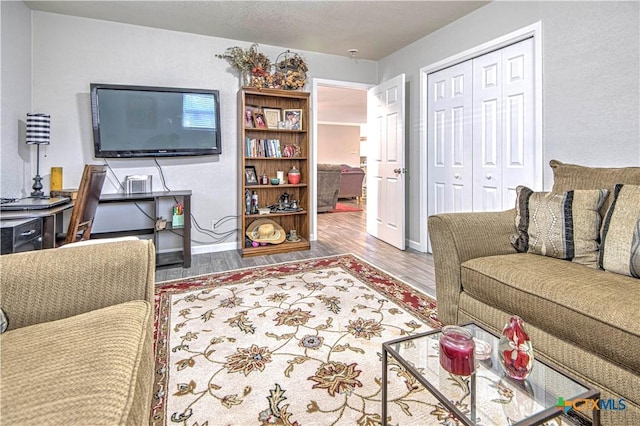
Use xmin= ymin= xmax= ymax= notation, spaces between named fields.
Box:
xmin=311 ymin=79 xmax=370 ymax=242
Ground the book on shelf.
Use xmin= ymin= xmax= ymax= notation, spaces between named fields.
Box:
xmin=245 ymin=138 xmax=282 ymax=158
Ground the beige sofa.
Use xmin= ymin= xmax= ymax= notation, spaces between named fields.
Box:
xmin=428 ymin=160 xmax=640 ymax=425
xmin=0 ymin=239 xmax=155 ymax=425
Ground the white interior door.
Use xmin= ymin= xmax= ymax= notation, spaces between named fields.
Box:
xmin=367 ymin=74 xmax=406 ymax=250
xmin=427 ymin=61 xmax=473 ymax=218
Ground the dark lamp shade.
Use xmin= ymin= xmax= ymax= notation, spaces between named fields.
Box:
xmin=26 ymin=113 xmax=51 ymax=145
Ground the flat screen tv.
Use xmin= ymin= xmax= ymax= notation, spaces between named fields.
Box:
xmin=91 ymin=83 xmax=221 ymax=158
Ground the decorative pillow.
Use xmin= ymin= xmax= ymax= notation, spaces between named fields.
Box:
xmin=550 ymin=159 xmax=640 ymax=218
xmin=511 ymin=186 xmax=609 ymax=266
xmin=599 ymin=184 xmax=640 ymax=278
xmin=0 ymin=307 xmax=8 ymax=333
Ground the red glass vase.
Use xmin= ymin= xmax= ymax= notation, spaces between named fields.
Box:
xmin=498 ymin=316 xmax=534 ymax=380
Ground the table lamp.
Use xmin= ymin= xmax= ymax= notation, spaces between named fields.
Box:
xmin=26 ymin=113 xmax=50 ymax=198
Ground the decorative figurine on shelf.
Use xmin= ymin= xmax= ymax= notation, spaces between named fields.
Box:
xmin=287 ymin=229 xmax=300 ymax=242
xmin=245 ymin=189 xmax=252 ymax=215
xmin=498 ymin=315 xmax=534 ymax=380
xmin=251 ymin=191 xmax=259 ymax=214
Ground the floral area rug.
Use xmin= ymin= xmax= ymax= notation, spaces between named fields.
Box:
xmin=150 ymin=254 xmax=442 ymax=425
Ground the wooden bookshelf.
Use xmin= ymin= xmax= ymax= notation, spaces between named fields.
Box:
xmin=238 ymin=88 xmax=310 ymax=257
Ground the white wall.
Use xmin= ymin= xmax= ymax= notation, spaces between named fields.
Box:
xmin=1 ymin=1 xmax=32 ymax=198
xmin=23 ymin=11 xmax=377 ymax=252
xmin=317 ymin=124 xmax=361 ymax=166
xmin=377 ymin=0 xmax=640 ymax=248
xmin=9 ymin=3 xmax=637 ymax=254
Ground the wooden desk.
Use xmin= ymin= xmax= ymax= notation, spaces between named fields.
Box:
xmin=1 ymin=217 xmax=43 ymax=254
xmin=0 ymin=201 xmax=74 ymax=249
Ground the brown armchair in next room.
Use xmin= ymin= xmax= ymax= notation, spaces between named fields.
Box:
xmin=317 ymin=164 xmax=342 ymax=212
xmin=338 ymin=164 xmax=365 ymax=199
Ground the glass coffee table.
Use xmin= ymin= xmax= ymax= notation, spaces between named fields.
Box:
xmin=382 ymin=322 xmax=600 ymax=425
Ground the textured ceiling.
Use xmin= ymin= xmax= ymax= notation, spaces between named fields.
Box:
xmin=25 ymin=1 xmax=489 ymax=61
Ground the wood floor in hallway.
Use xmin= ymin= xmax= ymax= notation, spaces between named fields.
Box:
xmin=155 ymin=199 xmax=436 ymax=297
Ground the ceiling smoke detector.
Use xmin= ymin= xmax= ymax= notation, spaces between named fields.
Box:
xmin=347 ymin=49 xmax=359 ymax=58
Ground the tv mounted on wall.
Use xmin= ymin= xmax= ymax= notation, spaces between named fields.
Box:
xmin=91 ymin=83 xmax=222 ymax=158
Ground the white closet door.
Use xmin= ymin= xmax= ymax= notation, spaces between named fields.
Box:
xmin=500 ymin=38 xmax=535 ymax=208
xmin=472 ymin=38 xmax=535 ymax=211
xmin=472 ymin=49 xmax=503 ymax=211
xmin=427 ymin=60 xmax=473 ymax=218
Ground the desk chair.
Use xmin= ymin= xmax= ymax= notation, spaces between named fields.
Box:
xmin=59 ymin=164 xmax=107 ymax=245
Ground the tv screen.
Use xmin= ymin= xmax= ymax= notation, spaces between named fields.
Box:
xmin=91 ymin=83 xmax=221 ymax=158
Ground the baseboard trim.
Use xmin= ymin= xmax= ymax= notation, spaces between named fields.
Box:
xmin=192 ymin=241 xmax=237 ymax=254
xmin=407 ymin=238 xmax=423 ymax=252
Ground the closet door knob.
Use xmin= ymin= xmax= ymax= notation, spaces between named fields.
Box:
xmin=486 ymin=174 xmax=492 ymax=180
xmin=454 ymin=173 xmax=461 ymax=179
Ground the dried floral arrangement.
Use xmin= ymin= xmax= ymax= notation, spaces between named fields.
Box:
xmin=216 ymin=44 xmax=307 ymax=90
xmin=274 ymin=50 xmax=308 ymax=90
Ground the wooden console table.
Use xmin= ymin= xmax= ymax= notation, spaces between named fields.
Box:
xmin=96 ymin=191 xmax=191 ymax=268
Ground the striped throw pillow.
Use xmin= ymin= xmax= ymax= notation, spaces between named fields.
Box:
xmin=0 ymin=307 xmax=7 ymax=333
xmin=599 ymin=184 xmax=640 ymax=278
xmin=511 ymin=186 xmax=609 ymax=266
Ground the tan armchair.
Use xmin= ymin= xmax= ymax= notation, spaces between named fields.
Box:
xmin=0 ymin=239 xmax=155 ymax=425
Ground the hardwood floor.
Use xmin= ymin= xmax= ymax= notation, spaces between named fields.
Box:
xmin=155 ymin=199 xmax=437 ymax=297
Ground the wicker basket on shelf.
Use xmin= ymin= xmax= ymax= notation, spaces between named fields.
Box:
xmin=272 ymin=50 xmax=308 ymax=90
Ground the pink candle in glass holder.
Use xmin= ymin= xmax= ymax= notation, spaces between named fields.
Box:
xmin=439 ymin=326 xmax=475 ymax=376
